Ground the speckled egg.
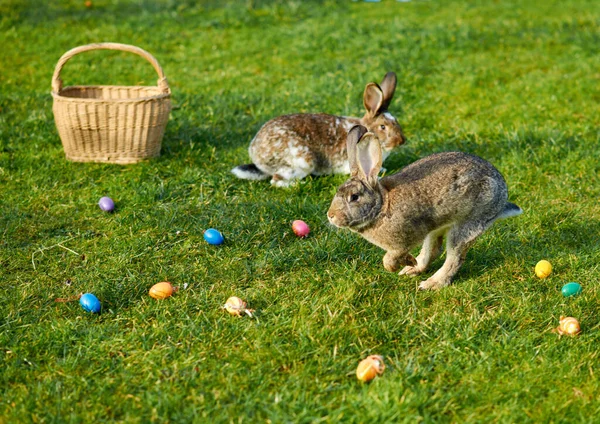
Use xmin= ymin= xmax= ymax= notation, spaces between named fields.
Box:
xmin=98 ymin=196 xmax=115 ymax=212
xmin=561 ymin=282 xmax=582 ymax=298
xmin=80 ymin=293 xmax=101 ymax=313
xmin=149 ymin=282 xmax=175 ymax=299
xmin=204 ymin=228 xmax=224 ymax=245
xmin=292 ymin=220 xmax=310 ymax=238
xmin=535 ymin=260 xmax=552 ymax=279
xmin=356 ymin=355 xmax=385 ymax=383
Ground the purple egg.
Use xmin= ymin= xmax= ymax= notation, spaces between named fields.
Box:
xmin=98 ymin=196 xmax=115 ymax=212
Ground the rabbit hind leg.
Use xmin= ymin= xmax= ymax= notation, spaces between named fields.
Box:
xmin=270 ymin=154 xmax=316 ymax=187
xmin=270 ymin=168 xmax=310 ymax=187
xmin=400 ymin=228 xmax=446 ymax=276
xmin=418 ymin=221 xmax=489 ymax=290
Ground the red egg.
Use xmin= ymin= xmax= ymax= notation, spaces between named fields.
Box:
xmin=292 ymin=220 xmax=310 ymax=237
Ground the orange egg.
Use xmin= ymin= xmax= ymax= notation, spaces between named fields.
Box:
xmin=356 ymin=355 xmax=385 ymax=382
xmin=149 ymin=282 xmax=175 ymax=299
xmin=556 ymin=316 xmax=580 ymax=336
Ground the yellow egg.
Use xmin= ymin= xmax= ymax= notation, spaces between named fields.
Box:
xmin=535 ymin=260 xmax=552 ymax=279
xmin=223 ymin=296 xmax=253 ymax=317
xmin=556 ymin=316 xmax=580 ymax=336
xmin=149 ymin=282 xmax=174 ymax=299
xmin=356 ymin=355 xmax=385 ymax=382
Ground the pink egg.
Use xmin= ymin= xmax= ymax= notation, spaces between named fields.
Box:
xmin=292 ymin=220 xmax=310 ymax=237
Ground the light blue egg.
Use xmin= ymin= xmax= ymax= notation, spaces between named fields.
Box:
xmin=204 ymin=228 xmax=224 ymax=245
xmin=80 ymin=293 xmax=101 ymax=313
xmin=561 ymin=282 xmax=582 ymax=298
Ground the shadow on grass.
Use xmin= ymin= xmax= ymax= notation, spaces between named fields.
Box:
xmin=456 ymin=214 xmax=600 ymax=282
xmin=328 ymin=210 xmax=600 ymax=288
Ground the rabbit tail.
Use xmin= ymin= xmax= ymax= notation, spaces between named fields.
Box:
xmin=497 ymin=202 xmax=522 ymax=220
xmin=231 ymin=164 xmax=269 ymax=180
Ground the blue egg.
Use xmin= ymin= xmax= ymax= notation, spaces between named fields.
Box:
xmin=204 ymin=228 xmax=224 ymax=245
xmin=561 ymin=282 xmax=582 ymax=298
xmin=80 ymin=293 xmax=101 ymax=313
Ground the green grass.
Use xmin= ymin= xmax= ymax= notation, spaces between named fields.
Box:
xmin=1 ymin=0 xmax=600 ymax=422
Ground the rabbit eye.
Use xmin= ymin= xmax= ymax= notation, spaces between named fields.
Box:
xmin=380 ymin=124 xmax=386 ymax=130
xmin=349 ymin=194 xmax=360 ymax=202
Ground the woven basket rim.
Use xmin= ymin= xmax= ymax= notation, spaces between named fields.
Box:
xmin=64 ymin=153 xmax=161 ymax=164
xmin=52 ymin=85 xmax=171 ymax=103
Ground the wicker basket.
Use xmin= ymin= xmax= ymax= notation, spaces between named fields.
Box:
xmin=51 ymin=43 xmax=172 ymax=164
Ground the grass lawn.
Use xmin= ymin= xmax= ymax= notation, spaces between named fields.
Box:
xmin=1 ymin=0 xmax=600 ymax=422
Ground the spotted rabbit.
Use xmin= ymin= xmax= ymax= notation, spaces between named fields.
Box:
xmin=232 ymin=72 xmax=405 ymax=187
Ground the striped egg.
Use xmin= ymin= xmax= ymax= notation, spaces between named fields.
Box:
xmin=356 ymin=355 xmax=385 ymax=382
xmin=224 ymin=296 xmax=249 ymax=317
xmin=556 ymin=316 xmax=580 ymax=336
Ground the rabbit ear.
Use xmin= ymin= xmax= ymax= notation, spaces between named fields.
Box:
xmin=357 ymin=132 xmax=382 ymax=186
xmin=347 ymin=125 xmax=368 ymax=177
xmin=379 ymin=72 xmax=397 ymax=111
xmin=363 ymin=83 xmax=384 ymax=117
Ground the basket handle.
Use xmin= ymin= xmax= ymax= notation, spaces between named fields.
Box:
xmin=51 ymin=42 xmax=170 ymax=94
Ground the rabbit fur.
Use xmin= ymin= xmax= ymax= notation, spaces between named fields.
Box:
xmin=232 ymin=72 xmax=405 ymax=187
xmin=327 ymin=125 xmax=522 ymax=290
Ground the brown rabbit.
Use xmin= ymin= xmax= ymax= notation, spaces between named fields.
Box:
xmin=232 ymin=72 xmax=405 ymax=187
xmin=327 ymin=125 xmax=522 ymax=290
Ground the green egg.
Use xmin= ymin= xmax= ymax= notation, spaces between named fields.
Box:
xmin=561 ymin=282 xmax=582 ymax=297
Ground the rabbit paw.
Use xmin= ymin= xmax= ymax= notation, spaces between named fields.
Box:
xmin=270 ymin=176 xmax=297 ymax=188
xmin=418 ymin=276 xmax=451 ymax=290
xmin=399 ymin=265 xmax=426 ymax=276
xmin=383 ymin=252 xmax=416 ymax=272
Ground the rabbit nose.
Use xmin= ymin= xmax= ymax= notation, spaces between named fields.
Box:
xmin=327 ymin=211 xmax=337 ymax=224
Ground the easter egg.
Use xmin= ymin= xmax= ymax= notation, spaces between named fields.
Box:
xmin=80 ymin=293 xmax=101 ymax=313
xmin=535 ymin=260 xmax=552 ymax=279
xmin=223 ymin=296 xmax=247 ymax=316
xmin=356 ymin=355 xmax=385 ymax=382
xmin=149 ymin=282 xmax=174 ymax=299
xmin=561 ymin=282 xmax=582 ymax=298
xmin=223 ymin=296 xmax=254 ymax=317
xmin=556 ymin=316 xmax=580 ymax=336
xmin=98 ymin=196 xmax=115 ymax=212
xmin=292 ymin=220 xmax=310 ymax=238
xmin=204 ymin=228 xmax=224 ymax=245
